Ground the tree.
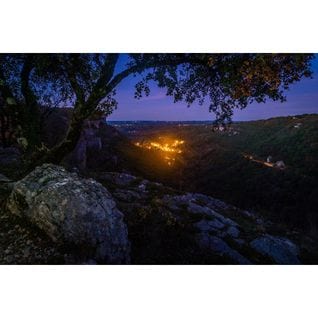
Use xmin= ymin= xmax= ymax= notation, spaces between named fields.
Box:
xmin=0 ymin=53 xmax=314 ymax=167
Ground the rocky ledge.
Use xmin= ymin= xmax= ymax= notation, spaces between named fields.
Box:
xmin=98 ymin=172 xmax=304 ymax=264
xmin=0 ymin=164 xmax=310 ymax=264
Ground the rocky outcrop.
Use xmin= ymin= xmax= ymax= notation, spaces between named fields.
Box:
xmin=3 ymin=165 xmax=304 ymax=265
xmin=64 ymin=119 xmax=104 ymax=171
xmin=6 ymin=164 xmax=130 ymax=264
xmin=250 ymin=235 xmax=300 ymax=264
xmin=197 ymin=234 xmax=251 ymax=264
xmin=161 ymin=193 xmax=256 ymax=264
xmin=99 ymin=172 xmax=303 ymax=265
xmin=42 ymin=109 xmax=129 ymax=173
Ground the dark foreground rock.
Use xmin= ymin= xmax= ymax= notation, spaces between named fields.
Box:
xmin=6 ymin=164 xmax=130 ymax=264
xmin=0 ymin=210 xmax=63 ymax=264
xmin=1 ymin=165 xmax=312 ymax=264
xmin=98 ymin=172 xmax=304 ymax=264
xmin=0 ymin=147 xmax=22 ymax=180
xmin=250 ymin=235 xmax=300 ymax=264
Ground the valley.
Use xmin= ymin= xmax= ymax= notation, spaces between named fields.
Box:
xmin=111 ymin=114 xmax=318 ymax=237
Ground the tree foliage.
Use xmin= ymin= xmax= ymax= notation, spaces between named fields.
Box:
xmin=0 ymin=53 xmax=314 ymax=164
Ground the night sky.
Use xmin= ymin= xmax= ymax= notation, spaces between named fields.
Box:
xmin=108 ymin=54 xmax=318 ymax=121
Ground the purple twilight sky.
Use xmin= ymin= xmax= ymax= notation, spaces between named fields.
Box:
xmin=108 ymin=54 xmax=318 ymax=121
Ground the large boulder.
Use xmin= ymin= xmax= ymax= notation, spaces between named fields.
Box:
xmin=6 ymin=164 xmax=130 ymax=264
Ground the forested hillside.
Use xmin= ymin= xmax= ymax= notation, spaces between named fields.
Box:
xmin=118 ymin=114 xmax=318 ymax=236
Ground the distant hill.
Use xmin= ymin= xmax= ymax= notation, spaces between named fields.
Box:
xmin=117 ymin=114 xmax=318 ymax=237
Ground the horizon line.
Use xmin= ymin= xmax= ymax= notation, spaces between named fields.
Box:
xmin=106 ymin=113 xmax=317 ymax=123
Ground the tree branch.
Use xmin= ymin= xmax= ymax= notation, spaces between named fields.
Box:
xmin=21 ymin=54 xmax=37 ymax=107
xmin=106 ymin=54 xmax=207 ymax=93
xmin=64 ymin=54 xmax=86 ymax=105
xmin=85 ymin=54 xmax=119 ymax=106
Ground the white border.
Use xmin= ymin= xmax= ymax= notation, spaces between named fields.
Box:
xmin=0 ymin=1 xmax=317 ymax=317
xmin=0 ymin=265 xmax=317 ymax=318
xmin=0 ymin=0 xmax=318 ymax=52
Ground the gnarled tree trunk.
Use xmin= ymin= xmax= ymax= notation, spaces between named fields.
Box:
xmin=30 ymin=110 xmax=85 ymax=168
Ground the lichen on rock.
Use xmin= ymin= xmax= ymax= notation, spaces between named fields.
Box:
xmin=6 ymin=164 xmax=130 ymax=264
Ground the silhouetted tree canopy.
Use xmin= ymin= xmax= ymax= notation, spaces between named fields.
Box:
xmin=0 ymin=53 xmax=314 ymax=165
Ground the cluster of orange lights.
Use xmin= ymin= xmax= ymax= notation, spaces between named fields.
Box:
xmin=135 ymin=138 xmax=185 ymax=166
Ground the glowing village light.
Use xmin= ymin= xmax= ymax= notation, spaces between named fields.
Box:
xmin=134 ymin=138 xmax=185 ymax=165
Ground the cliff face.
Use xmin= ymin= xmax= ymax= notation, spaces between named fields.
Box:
xmin=42 ymin=108 xmax=128 ymax=172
